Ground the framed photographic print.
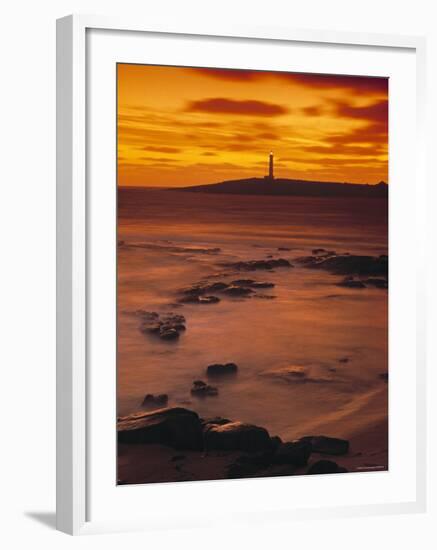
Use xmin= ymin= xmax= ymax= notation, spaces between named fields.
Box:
xmin=56 ymin=15 xmax=427 ymax=535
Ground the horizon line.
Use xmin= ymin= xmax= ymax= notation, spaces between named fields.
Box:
xmin=117 ymin=176 xmax=388 ymax=190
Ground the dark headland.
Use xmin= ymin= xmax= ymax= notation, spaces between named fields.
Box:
xmin=178 ymin=178 xmax=388 ymax=198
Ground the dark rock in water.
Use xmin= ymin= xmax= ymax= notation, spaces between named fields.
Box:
xmin=171 ymin=454 xmax=185 ymax=462
xmin=181 ymin=281 xmax=227 ymax=297
xmin=364 ymin=277 xmax=388 ymax=289
xmin=202 ymin=417 xmax=232 ymax=428
xmin=204 ymin=421 xmax=272 ymax=452
xmin=199 ymin=295 xmax=221 ymax=304
xmin=338 ymin=357 xmax=349 ymax=363
xmin=299 ymin=436 xmax=349 ymax=456
xmin=190 ymin=380 xmax=218 ymax=397
xmin=224 ymin=258 xmax=293 ymax=271
xmin=142 ymin=393 xmax=168 ymax=408
xmin=253 ymin=294 xmax=276 ymax=300
xmin=307 ymin=460 xmax=348 ymax=475
xmin=379 ymin=372 xmax=389 ymax=382
xmin=231 ymin=279 xmax=275 ymax=289
xmin=159 ymin=327 xmax=179 ymax=340
xmin=179 ymin=278 xmax=273 ymax=302
xmin=205 ymin=282 xmax=229 ymax=292
xmin=337 ymin=276 xmax=366 ymax=288
xmin=231 ymin=278 xmax=256 ymax=286
xmin=297 ymin=253 xmax=387 ymax=277
xmin=223 ymin=286 xmax=253 ymax=297
xmin=270 ymin=435 xmax=283 ymax=450
xmin=139 ymin=311 xmax=186 ymax=340
xmin=250 ymin=281 xmax=275 ymax=289
xmin=273 ymin=440 xmax=312 ymax=467
xmin=227 ymin=451 xmax=274 ymax=478
xmin=180 ymin=294 xmax=220 ymax=304
xmin=226 ymin=461 xmax=263 ymax=479
xmin=206 ymin=362 xmax=238 ymax=377
xmin=117 ymin=407 xmax=203 ymax=450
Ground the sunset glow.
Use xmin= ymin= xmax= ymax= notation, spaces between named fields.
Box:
xmin=117 ymin=64 xmax=388 ymax=187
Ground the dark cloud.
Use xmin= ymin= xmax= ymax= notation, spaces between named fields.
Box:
xmin=335 ymin=100 xmax=388 ymax=127
xmin=257 ymin=132 xmax=279 ymax=140
xmin=284 ymin=73 xmax=388 ymax=94
xmin=302 ymin=144 xmax=385 ymax=156
xmin=144 ymin=146 xmax=182 ymax=153
xmin=301 ymin=105 xmax=325 ymax=116
xmin=140 ymin=156 xmax=179 ymax=163
xmin=193 ymin=66 xmax=388 ymax=95
xmin=328 ymin=123 xmax=388 ymax=146
xmin=186 ymin=97 xmax=288 ymax=117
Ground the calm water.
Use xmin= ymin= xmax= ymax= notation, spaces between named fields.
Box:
xmin=117 ymin=188 xmax=388 ymax=442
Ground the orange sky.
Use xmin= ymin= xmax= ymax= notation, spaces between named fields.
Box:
xmin=117 ymin=64 xmax=388 ymax=187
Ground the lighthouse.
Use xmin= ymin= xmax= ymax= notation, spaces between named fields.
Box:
xmin=268 ymin=151 xmax=274 ymax=180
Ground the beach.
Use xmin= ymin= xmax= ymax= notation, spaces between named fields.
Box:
xmin=117 ymin=187 xmax=388 ymax=483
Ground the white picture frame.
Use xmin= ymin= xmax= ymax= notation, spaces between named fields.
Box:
xmin=56 ymin=14 xmax=427 ymax=535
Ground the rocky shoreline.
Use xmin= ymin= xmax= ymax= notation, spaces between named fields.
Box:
xmin=118 ymin=245 xmax=388 ymax=484
xmin=117 ymin=406 xmax=353 ymax=483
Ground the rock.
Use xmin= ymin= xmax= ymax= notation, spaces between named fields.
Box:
xmin=224 ymin=258 xmax=293 ymax=271
xmin=299 ymin=436 xmax=349 ymax=455
xmin=338 ymin=357 xmax=349 ymax=363
xmin=170 ymin=454 xmax=185 ymax=462
xmin=139 ymin=311 xmax=186 ymax=339
xmin=190 ymin=380 xmax=218 ymax=397
xmin=117 ymin=407 xmax=204 ymax=450
xmin=179 ymin=278 xmax=274 ymax=302
xmin=231 ymin=278 xmax=256 ymax=286
xmin=202 ymin=417 xmax=232 ymax=428
xmin=204 ymin=421 xmax=272 ymax=452
xmin=159 ymin=327 xmax=179 ymax=340
xmin=273 ymin=440 xmax=312 ymax=467
xmin=307 ymin=460 xmax=348 ymax=475
xmin=223 ymin=286 xmax=253 ymax=296
xmin=205 ymin=282 xmax=229 ymax=292
xmin=231 ymin=279 xmax=275 ymax=289
xmin=379 ymin=372 xmax=389 ymax=382
xmin=180 ymin=294 xmax=220 ymax=304
xmin=270 ymin=435 xmax=283 ymax=450
xmin=297 ymin=253 xmax=388 ymax=277
xmin=364 ymin=277 xmax=388 ymax=289
xmin=206 ymin=363 xmax=238 ymax=377
xmin=337 ymin=276 xmax=366 ymax=288
xmin=199 ymin=295 xmax=221 ymax=304
xmin=251 ymin=281 xmax=275 ymax=289
xmin=226 ymin=451 xmax=274 ymax=478
xmin=142 ymin=393 xmax=168 ymax=408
